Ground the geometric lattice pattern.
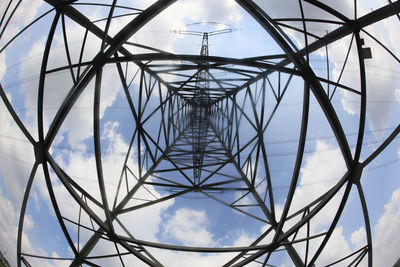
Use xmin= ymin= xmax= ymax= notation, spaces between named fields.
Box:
xmin=1 ymin=0 xmax=399 ymax=266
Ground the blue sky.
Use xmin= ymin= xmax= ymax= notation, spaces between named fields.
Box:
xmin=0 ymin=0 xmax=400 ymax=266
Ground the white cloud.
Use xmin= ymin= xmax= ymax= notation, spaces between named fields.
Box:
xmin=177 ymin=0 xmax=241 ymax=23
xmin=287 ymin=186 xmax=400 ymax=267
xmin=351 ymin=226 xmax=366 ymax=248
xmin=279 ymin=140 xmax=399 ymax=266
xmin=281 ymin=226 xmax=353 ymax=267
xmin=276 ymin=140 xmax=350 ymax=265
xmin=255 ymin=0 xmax=352 ymax=50
xmin=0 ymin=52 xmax=6 ymax=81
xmin=3 ymin=1 xmax=399 ymax=266
xmin=0 ymin=92 xmax=173 ymax=265
xmin=286 ymin=140 xmax=346 ymax=231
xmin=341 ymin=87 xmax=359 ymax=116
xmin=129 ymin=0 xmax=242 ymax=53
xmin=8 ymin=0 xmax=244 ymax=150
xmin=378 ymin=0 xmax=400 ymax=56
xmin=0 ymin=186 xmax=23 ymax=266
xmin=0 ymin=92 xmax=34 ymax=265
xmin=289 ymin=186 xmax=400 ymax=267
xmin=40 ymin=120 xmax=174 ymax=258
xmin=17 ymin=21 xmax=123 ymax=148
xmin=13 ymin=0 xmax=43 ymax=27
xmin=162 ymin=208 xmax=215 ymax=247
xmin=0 ymin=94 xmax=35 ymax=206
xmin=154 ymin=250 xmax=241 ymax=267
xmin=0 ymin=0 xmax=43 ymax=45
xmin=0 ymin=96 xmax=72 ymax=267
xmin=328 ymin=14 xmax=399 ymax=138
xmin=255 ymin=0 xmax=399 ymax=139
xmin=0 ymin=185 xmax=69 ymax=267
xmin=335 ymin=187 xmax=400 ymax=267
xmin=317 ymin=226 xmax=351 ymax=265
xmin=372 ymin=187 xmax=400 ymax=266
xmin=395 ymin=89 xmax=400 ymax=104
xmin=231 ymin=230 xmax=256 ymax=247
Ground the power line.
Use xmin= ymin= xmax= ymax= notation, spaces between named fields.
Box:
xmin=0 ymin=125 xmax=398 ymax=160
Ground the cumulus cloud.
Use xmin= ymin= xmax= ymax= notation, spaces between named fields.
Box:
xmin=283 ymin=143 xmax=400 ymax=266
xmin=395 ymin=89 xmax=400 ymax=104
xmin=162 ymin=208 xmax=215 ymax=247
xmin=231 ymin=230 xmax=256 ymax=247
xmin=255 ymin=0 xmax=399 ymax=139
xmin=0 ymin=186 xmax=27 ymax=266
xmin=13 ymin=0 xmax=43 ymax=27
xmin=0 ymin=94 xmax=35 ymax=206
xmin=154 ymin=250 xmax=239 ymax=267
xmin=286 ymin=140 xmax=346 ymax=231
xmin=0 ymin=93 xmax=173 ymax=265
xmin=378 ymin=0 xmax=400 ymax=56
xmin=272 ymin=140 xmax=351 ymax=265
xmin=0 ymin=52 xmax=6 ymax=81
xmin=11 ymin=0 xmax=240 ymax=150
xmin=318 ymin=226 xmax=352 ymax=265
xmin=334 ymin=187 xmax=400 ymax=267
xmin=0 ymin=186 xmax=68 ymax=267
xmin=128 ymin=0 xmax=242 ymax=54
xmin=0 ymin=0 xmax=43 ymax=45
xmin=255 ymin=0 xmax=352 ymax=49
xmin=17 ymin=21 xmax=123 ymax=148
xmin=372 ymin=188 xmax=400 ymax=266
xmin=6 ymin=0 xmax=244 ymax=149
xmin=280 ymin=225 xmax=353 ymax=266
xmin=48 ymin=119 xmax=174 ymax=239
xmin=3 ymin=1 xmax=398 ymax=266
xmin=323 ymin=8 xmax=399 ymax=138
xmin=148 ymin=231 xmax=261 ymax=267
xmin=351 ymin=226 xmax=366 ymax=248
xmin=0 ymin=95 xmax=71 ymax=266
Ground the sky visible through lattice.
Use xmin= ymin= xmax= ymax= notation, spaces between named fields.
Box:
xmin=0 ymin=0 xmax=400 ymax=266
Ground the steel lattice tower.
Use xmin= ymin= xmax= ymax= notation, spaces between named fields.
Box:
xmin=0 ymin=0 xmax=400 ymax=266
xmin=192 ymin=32 xmax=210 ymax=186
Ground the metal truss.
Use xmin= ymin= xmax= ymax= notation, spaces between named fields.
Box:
xmin=0 ymin=0 xmax=400 ymax=266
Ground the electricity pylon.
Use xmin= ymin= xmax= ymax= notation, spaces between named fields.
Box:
xmin=0 ymin=1 xmax=399 ymax=266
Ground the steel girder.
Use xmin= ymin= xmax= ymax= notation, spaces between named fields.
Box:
xmin=0 ymin=0 xmax=399 ymax=266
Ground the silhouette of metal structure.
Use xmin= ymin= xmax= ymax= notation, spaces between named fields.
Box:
xmin=0 ymin=0 xmax=399 ymax=266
